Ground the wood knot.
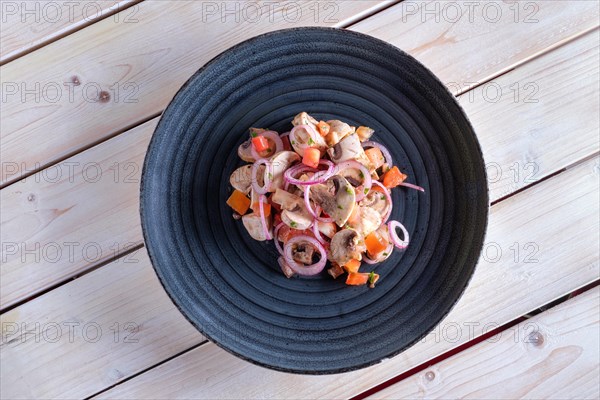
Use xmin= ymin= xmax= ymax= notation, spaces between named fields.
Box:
xmin=70 ymin=76 xmax=81 ymax=86
xmin=425 ymin=371 xmax=435 ymax=381
xmin=98 ymin=91 xmax=110 ymax=103
xmin=528 ymin=331 xmax=544 ymax=347
xmin=27 ymin=193 xmax=35 ymax=202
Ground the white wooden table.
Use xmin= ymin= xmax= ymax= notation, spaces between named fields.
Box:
xmin=1 ymin=1 xmax=599 ymax=399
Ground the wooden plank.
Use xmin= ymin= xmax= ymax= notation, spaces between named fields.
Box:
xmin=94 ymin=156 xmax=599 ymax=399
xmin=2 ymin=1 xmax=597 ymax=187
xmin=458 ymin=29 xmax=600 ymax=201
xmin=0 ymin=0 xmax=139 ymax=64
xmin=351 ymin=0 xmax=599 ymax=92
xmin=0 ymin=248 xmax=204 ymax=400
xmin=0 ymin=0 xmax=392 ymax=186
xmin=367 ymin=287 xmax=600 ymax=400
xmin=0 ymin=119 xmax=154 ymax=310
xmin=2 ymin=28 xmax=597 ymax=310
xmin=3 ymin=154 xmax=594 ymax=400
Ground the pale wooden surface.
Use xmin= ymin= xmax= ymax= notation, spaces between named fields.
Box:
xmin=2 ymin=3 xmax=598 ymax=310
xmin=0 ymin=0 xmax=139 ymax=64
xmin=93 ymin=156 xmax=600 ymax=400
xmin=1 ymin=1 xmax=599 ymax=399
xmin=0 ymin=0 xmax=391 ymax=186
xmin=1 ymin=1 xmax=597 ymax=186
xmin=368 ymin=287 xmax=600 ymax=400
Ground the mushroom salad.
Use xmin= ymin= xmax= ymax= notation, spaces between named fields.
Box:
xmin=226 ymin=112 xmax=424 ymax=288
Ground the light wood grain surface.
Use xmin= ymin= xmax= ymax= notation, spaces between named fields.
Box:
xmin=92 ymin=156 xmax=600 ymax=400
xmin=0 ymin=0 xmax=392 ymax=186
xmin=4 ymin=154 xmax=594 ymax=399
xmin=1 ymin=1 xmax=599 ymax=399
xmin=2 ymin=1 xmax=597 ymax=186
xmin=0 ymin=249 xmax=204 ymax=400
xmin=368 ymin=287 xmax=600 ymax=400
xmin=2 ymin=7 xmax=597 ymax=311
xmin=0 ymin=0 xmax=139 ymax=64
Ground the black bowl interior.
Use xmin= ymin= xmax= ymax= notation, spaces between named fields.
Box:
xmin=140 ymin=27 xmax=488 ymax=374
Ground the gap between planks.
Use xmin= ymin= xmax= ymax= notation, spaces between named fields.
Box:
xmin=351 ymin=279 xmax=600 ymax=400
xmin=2 ymin=154 xmax=597 ymax=399
xmin=86 ymin=155 xmax=600 ymax=399
xmin=1 ymin=0 xmax=598 ymax=187
xmin=2 ymin=26 xmax=598 ymax=311
xmin=0 ymin=0 xmax=143 ymax=65
xmin=363 ymin=285 xmax=600 ymax=400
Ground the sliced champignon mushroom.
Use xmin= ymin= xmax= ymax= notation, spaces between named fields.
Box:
xmin=324 ymin=120 xmax=354 ymax=147
xmin=356 ymin=126 xmax=374 ymax=142
xmin=359 ymin=189 xmax=390 ymax=219
xmin=329 ymin=228 xmax=366 ymax=265
xmin=241 ymin=213 xmax=271 ymax=241
xmin=292 ymin=112 xmax=319 ymax=129
xmin=291 ymin=241 xmax=315 ymax=264
xmin=327 ymin=262 xmax=345 ymax=279
xmin=229 ymin=165 xmax=253 ymax=194
xmin=237 ymin=139 xmax=256 ymax=163
xmin=268 ymin=151 xmax=300 ymax=191
xmin=327 ymin=133 xmax=372 ymax=169
xmin=289 ymin=125 xmax=327 ymax=156
xmin=365 ymin=225 xmax=394 ymax=262
xmin=309 ymin=175 xmax=356 ymax=227
xmin=277 ymin=256 xmax=295 ymax=278
xmin=272 ymin=189 xmax=313 ymax=230
xmin=346 ymin=206 xmax=383 ymax=237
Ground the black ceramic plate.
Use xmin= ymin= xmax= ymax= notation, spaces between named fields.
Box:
xmin=140 ymin=27 xmax=488 ymax=374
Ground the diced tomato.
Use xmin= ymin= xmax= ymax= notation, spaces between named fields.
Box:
xmin=346 ymin=272 xmax=370 ymax=285
xmin=302 ymin=147 xmax=320 ymax=168
xmin=251 ymin=201 xmax=271 ymax=216
xmin=365 ymin=147 xmax=385 ymax=169
xmin=273 ymin=212 xmax=282 ymax=226
xmin=347 ymin=204 xmax=361 ymax=225
xmin=271 ymin=202 xmax=282 ymax=215
xmin=279 ymin=226 xmax=314 ymax=243
xmin=382 ymin=166 xmax=407 ymax=188
xmin=252 ymin=136 xmax=270 ymax=152
xmin=282 ymin=135 xmax=292 ymax=151
xmin=226 ymin=190 xmax=251 ymax=215
xmin=343 ymin=259 xmax=361 ymax=273
xmin=370 ymin=184 xmax=385 ymax=194
xmin=365 ymin=231 xmax=387 ymax=255
xmin=317 ymin=121 xmax=330 ymax=137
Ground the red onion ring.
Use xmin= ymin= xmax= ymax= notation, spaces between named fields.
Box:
xmin=362 ymin=141 xmax=393 ymax=166
xmin=258 ymin=195 xmax=272 ymax=240
xmin=371 ymin=180 xmax=393 ymax=223
xmin=289 ymin=124 xmax=321 ymax=153
xmin=283 ymin=235 xmax=327 ymax=276
xmin=311 ymin=220 xmax=328 ymax=245
xmin=388 ymin=220 xmax=409 ymax=249
xmin=335 ymin=160 xmax=372 ymax=201
xmin=400 ymin=182 xmax=425 ymax=192
xmin=284 ymin=160 xmax=334 ymax=186
xmin=251 ymin=158 xmax=272 ymax=195
xmin=250 ymin=130 xmax=283 ymax=160
xmin=280 ymin=131 xmax=290 ymax=138
xmin=273 ymin=222 xmax=286 ymax=255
